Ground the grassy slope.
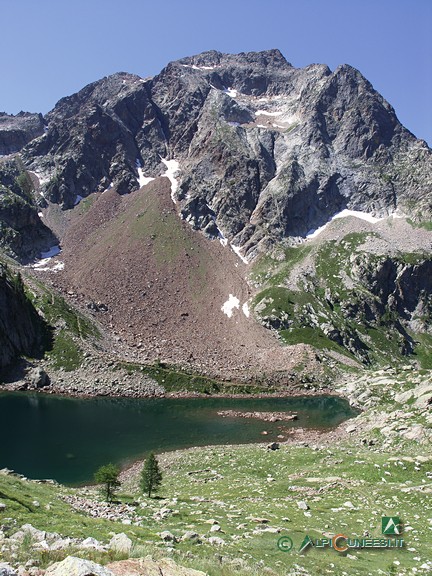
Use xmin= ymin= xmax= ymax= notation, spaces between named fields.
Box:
xmin=251 ymin=232 xmax=432 ymax=368
xmin=1 ymin=432 xmax=431 ymax=575
xmin=1 ymin=366 xmax=431 ymax=575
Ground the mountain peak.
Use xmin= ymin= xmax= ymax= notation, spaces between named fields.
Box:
xmin=176 ymin=48 xmax=292 ymax=70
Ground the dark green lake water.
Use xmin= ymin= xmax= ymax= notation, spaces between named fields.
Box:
xmin=0 ymin=393 xmax=356 ymax=485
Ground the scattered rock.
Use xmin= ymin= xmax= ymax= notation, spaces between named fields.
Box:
xmin=160 ymin=531 xmax=177 ymax=543
xmin=45 ymin=556 xmax=114 ymax=576
xmin=208 ymin=536 xmax=225 ymax=546
xmin=181 ymin=531 xmax=200 ymax=542
xmin=0 ymin=563 xmax=18 ymax=576
xmin=109 ymin=532 xmax=132 ymax=554
xmin=297 ymin=500 xmax=309 ymax=511
xmin=217 ymin=410 xmax=297 ymax=422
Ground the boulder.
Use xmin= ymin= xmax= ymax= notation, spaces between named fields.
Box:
xmin=267 ymin=442 xmax=279 ymax=451
xmin=180 ymin=531 xmax=200 ymax=542
xmin=28 ymin=368 xmax=50 ymax=389
xmin=0 ymin=563 xmax=18 ymax=576
xmin=45 ymin=556 xmax=114 ymax=576
xmin=297 ymin=500 xmax=309 ymax=511
xmin=109 ymin=532 xmax=132 ymax=554
xmin=160 ymin=531 xmax=177 ymax=542
xmin=208 ymin=536 xmax=225 ymax=546
xmin=80 ymin=536 xmax=105 ymax=550
xmin=11 ymin=524 xmax=46 ymax=543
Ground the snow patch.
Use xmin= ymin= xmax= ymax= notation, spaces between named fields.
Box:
xmin=74 ymin=195 xmax=83 ymax=206
xmin=242 ymin=302 xmax=250 ymax=318
xmin=31 ymin=245 xmax=63 ymax=272
xmin=221 ymin=294 xmax=240 ymax=318
xmin=38 ymin=212 xmax=43 ymax=218
xmin=137 ymin=168 xmax=154 ymax=188
xmin=181 ymin=64 xmax=218 ymax=71
xmin=218 ymin=228 xmax=228 ymax=247
xmin=231 ymin=243 xmax=249 ymax=264
xmin=223 ymin=87 xmax=238 ymax=98
xmin=306 ymin=209 xmax=386 ymax=239
xmin=255 ymin=110 xmax=283 ymax=117
xmin=161 ymin=158 xmax=180 ymax=204
xmin=227 ymin=121 xmax=240 ymax=127
xmin=33 ymin=261 xmax=65 ymax=272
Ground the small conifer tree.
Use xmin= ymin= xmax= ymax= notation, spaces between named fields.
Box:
xmin=140 ymin=452 xmax=162 ymax=497
xmin=94 ymin=463 xmax=121 ymax=502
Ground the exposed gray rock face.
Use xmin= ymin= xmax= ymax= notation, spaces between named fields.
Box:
xmin=0 ymin=157 xmax=57 ymax=261
xmin=0 ymin=112 xmax=44 ymax=155
xmin=21 ymin=50 xmax=431 ymax=257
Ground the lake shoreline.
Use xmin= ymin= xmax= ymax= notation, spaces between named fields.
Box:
xmin=0 ymin=383 xmax=343 ymax=401
xmin=118 ymin=419 xmax=354 ymax=488
xmin=0 ymin=392 xmax=358 ymax=485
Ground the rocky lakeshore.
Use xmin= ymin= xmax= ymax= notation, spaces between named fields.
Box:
xmin=216 ymin=410 xmax=298 ymax=422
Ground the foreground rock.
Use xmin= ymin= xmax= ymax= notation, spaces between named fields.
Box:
xmin=107 ymin=557 xmax=207 ymax=576
xmin=45 ymin=556 xmax=114 ymax=576
xmin=0 ymin=563 xmax=17 ymax=576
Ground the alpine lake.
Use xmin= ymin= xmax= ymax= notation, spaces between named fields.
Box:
xmin=0 ymin=393 xmax=357 ymax=485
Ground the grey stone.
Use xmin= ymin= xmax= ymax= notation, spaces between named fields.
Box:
xmin=28 ymin=368 xmax=50 ymax=389
xmin=208 ymin=536 xmax=225 ymax=545
xmin=45 ymin=556 xmax=114 ymax=576
xmin=181 ymin=531 xmax=200 ymax=542
xmin=0 ymin=563 xmax=18 ymax=576
xmin=109 ymin=532 xmax=132 ymax=554
xmin=160 ymin=531 xmax=177 ymax=542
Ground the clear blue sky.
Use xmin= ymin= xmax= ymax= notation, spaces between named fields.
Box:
xmin=1 ymin=0 xmax=431 ymax=145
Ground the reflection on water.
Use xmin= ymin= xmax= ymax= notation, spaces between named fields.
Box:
xmin=0 ymin=392 xmax=357 ymax=485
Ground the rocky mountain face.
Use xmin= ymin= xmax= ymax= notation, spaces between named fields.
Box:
xmin=21 ymin=49 xmax=431 ymax=258
xmin=0 ymin=264 xmax=48 ymax=370
xmin=252 ymin=220 xmax=432 ymax=365
xmin=0 ymin=157 xmax=57 ymax=261
xmin=0 ymin=112 xmax=45 ymax=155
xmin=0 ymin=49 xmax=432 ymax=375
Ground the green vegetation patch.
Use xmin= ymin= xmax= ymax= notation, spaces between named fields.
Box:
xmin=116 ymin=360 xmax=274 ymax=395
xmin=252 ymin=232 xmax=432 ymax=368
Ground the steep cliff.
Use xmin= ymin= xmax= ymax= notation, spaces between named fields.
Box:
xmin=0 ymin=264 xmax=47 ymax=370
